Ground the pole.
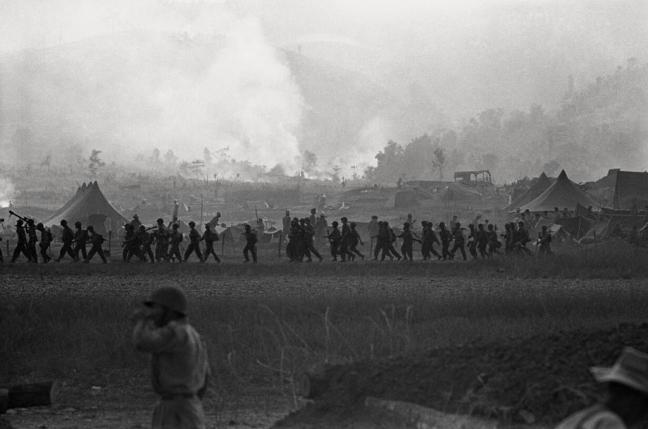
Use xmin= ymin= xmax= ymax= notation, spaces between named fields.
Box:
xmin=200 ymin=194 xmax=204 ymax=231
xmin=278 ymin=232 xmax=283 ymax=257
xmin=108 ymin=231 xmax=112 ymax=260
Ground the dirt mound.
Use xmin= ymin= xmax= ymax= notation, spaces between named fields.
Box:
xmin=275 ymin=323 xmax=648 ymax=428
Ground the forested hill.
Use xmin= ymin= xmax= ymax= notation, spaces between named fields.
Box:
xmin=365 ymin=60 xmax=648 ymax=184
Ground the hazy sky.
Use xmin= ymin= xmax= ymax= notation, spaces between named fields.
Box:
xmin=2 ymin=0 xmax=646 ymax=117
xmin=1 ymin=0 xmax=646 ymax=176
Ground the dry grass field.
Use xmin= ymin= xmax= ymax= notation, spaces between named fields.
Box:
xmin=2 ymin=246 xmax=648 ymax=428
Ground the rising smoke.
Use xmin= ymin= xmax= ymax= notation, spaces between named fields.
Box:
xmin=0 ymin=0 xmax=304 ymax=173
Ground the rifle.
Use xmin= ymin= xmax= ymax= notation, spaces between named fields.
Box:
xmin=9 ymin=210 xmax=31 ymax=223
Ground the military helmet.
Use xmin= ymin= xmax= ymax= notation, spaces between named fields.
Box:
xmin=36 ymin=222 xmax=44 ymax=229
xmin=17 ymin=219 xmax=23 ymax=225
xmin=75 ymin=221 xmax=82 ymax=227
xmin=60 ymin=220 xmax=68 ymax=226
xmin=144 ymin=286 xmax=187 ymax=315
xmin=157 ymin=218 xmax=164 ymax=224
xmin=188 ymin=221 xmax=196 ymax=227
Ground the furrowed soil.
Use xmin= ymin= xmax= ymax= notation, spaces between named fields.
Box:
xmin=1 ymin=262 xmax=648 ymax=428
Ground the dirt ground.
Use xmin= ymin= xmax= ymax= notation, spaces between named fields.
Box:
xmin=2 ymin=265 xmax=648 ymax=428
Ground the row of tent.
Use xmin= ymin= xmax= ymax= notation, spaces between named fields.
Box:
xmin=509 ymin=169 xmax=648 ymax=213
xmin=509 ymin=169 xmax=648 ymax=243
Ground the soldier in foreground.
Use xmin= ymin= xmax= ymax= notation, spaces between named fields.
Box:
xmin=555 ymin=347 xmax=648 ymax=429
xmin=132 ymin=287 xmax=210 ymax=429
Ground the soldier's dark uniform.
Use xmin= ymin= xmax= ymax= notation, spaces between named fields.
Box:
xmin=11 ymin=220 xmax=31 ymax=263
xmin=303 ymin=219 xmax=322 ymax=262
xmin=154 ymin=219 xmax=169 ymax=262
xmin=123 ymin=224 xmax=144 ymax=262
xmin=450 ymin=223 xmax=467 ymax=261
xmin=137 ymin=226 xmax=155 ymax=263
xmin=374 ymin=221 xmax=390 ymax=261
xmin=202 ymin=225 xmax=220 ymax=263
xmin=243 ymin=224 xmax=257 ymax=263
xmin=36 ymin=223 xmax=52 ymax=263
xmin=85 ymin=226 xmax=107 ymax=263
xmin=421 ymin=221 xmax=441 ymax=260
xmin=56 ymin=220 xmax=76 ymax=262
xmin=339 ymin=218 xmax=354 ymax=262
xmin=26 ymin=219 xmax=38 ymax=263
xmin=348 ymin=223 xmax=364 ymax=260
xmin=487 ymin=224 xmax=501 ymax=256
xmin=398 ymin=222 xmax=419 ymax=261
xmin=385 ymin=223 xmax=402 ymax=261
xmin=467 ymin=224 xmax=478 ymax=259
xmin=168 ymin=225 xmax=183 ymax=262
xmin=184 ymin=222 xmax=204 ymax=262
xmin=327 ymin=221 xmax=341 ymax=261
xmin=476 ymin=224 xmax=489 ymax=258
xmin=438 ymin=222 xmax=452 ymax=260
xmin=73 ymin=222 xmax=88 ymax=261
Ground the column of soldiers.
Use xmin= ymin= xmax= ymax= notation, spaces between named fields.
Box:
xmin=2 ymin=211 xmax=552 ymax=264
xmin=280 ymin=209 xmax=552 ymax=263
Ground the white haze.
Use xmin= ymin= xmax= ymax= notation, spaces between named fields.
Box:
xmin=0 ymin=0 xmax=647 ymax=179
xmin=0 ymin=0 xmax=304 ymax=172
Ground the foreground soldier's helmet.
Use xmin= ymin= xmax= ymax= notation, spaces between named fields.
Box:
xmin=188 ymin=221 xmax=196 ymax=227
xmin=145 ymin=286 xmax=187 ymax=315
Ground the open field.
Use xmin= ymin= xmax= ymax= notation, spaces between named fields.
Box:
xmin=2 ymin=259 xmax=648 ymax=428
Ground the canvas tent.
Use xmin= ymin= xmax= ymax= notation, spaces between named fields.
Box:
xmin=612 ymin=170 xmax=648 ymax=210
xmin=45 ymin=181 xmax=127 ymax=234
xmin=518 ymin=170 xmax=598 ymax=213
xmin=508 ymin=172 xmax=552 ymax=210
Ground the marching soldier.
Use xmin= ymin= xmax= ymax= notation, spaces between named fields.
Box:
xmin=450 ymin=222 xmax=467 ymax=261
xmin=202 ymin=224 xmax=220 ymax=263
xmin=327 ymin=221 xmax=341 ymax=261
xmin=398 ymin=222 xmax=420 ymax=262
xmin=438 ymin=222 xmax=452 ymax=260
xmin=242 ymin=224 xmax=257 ymax=263
xmin=154 ymin=218 xmax=169 ymax=262
xmin=303 ymin=218 xmax=322 ymax=262
xmin=184 ymin=221 xmax=204 ymax=262
xmin=168 ymin=224 xmax=183 ymax=263
xmin=36 ymin=223 xmax=52 ymax=263
xmin=137 ymin=225 xmax=155 ymax=263
xmin=421 ymin=221 xmax=442 ymax=260
xmin=11 ymin=219 xmax=30 ymax=263
xmin=56 ymin=219 xmax=76 ymax=262
xmin=73 ymin=221 xmax=88 ymax=261
xmin=348 ymin=222 xmax=365 ymax=261
xmin=26 ymin=219 xmax=38 ymax=263
xmin=84 ymin=225 xmax=107 ymax=263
